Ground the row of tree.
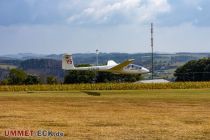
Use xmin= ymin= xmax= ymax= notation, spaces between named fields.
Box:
xmin=0 ymin=68 xmax=142 ymax=85
xmin=174 ymin=58 xmax=210 ymax=81
xmin=64 ymin=70 xmax=142 ymax=83
xmin=1 ymin=69 xmax=57 ymax=85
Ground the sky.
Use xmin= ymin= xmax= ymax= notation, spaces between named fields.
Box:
xmin=0 ymin=0 xmax=210 ymax=54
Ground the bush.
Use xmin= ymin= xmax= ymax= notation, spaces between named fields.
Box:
xmin=47 ymin=76 xmax=57 ymax=84
xmin=8 ymin=68 xmax=27 ymax=85
xmin=24 ymin=75 xmax=40 ymax=85
xmin=4 ymin=68 xmax=41 ymax=85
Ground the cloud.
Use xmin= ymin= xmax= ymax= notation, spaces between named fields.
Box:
xmin=0 ymin=0 xmax=67 ymax=26
xmin=1 ymin=0 xmax=210 ymax=27
xmin=66 ymin=0 xmax=171 ymax=25
xmin=0 ymin=0 xmax=170 ymax=26
xmin=159 ymin=0 xmax=210 ymax=26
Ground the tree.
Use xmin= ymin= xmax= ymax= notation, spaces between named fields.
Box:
xmin=8 ymin=68 xmax=27 ymax=85
xmin=174 ymin=58 xmax=210 ymax=81
xmin=96 ymin=72 xmax=141 ymax=83
xmin=64 ymin=70 xmax=142 ymax=84
xmin=203 ymin=64 xmax=210 ymax=81
xmin=0 ymin=79 xmax=9 ymax=85
xmin=24 ymin=75 xmax=40 ymax=85
xmin=47 ymin=76 xmax=58 ymax=84
xmin=64 ymin=70 xmax=96 ymax=84
xmin=5 ymin=68 xmax=41 ymax=85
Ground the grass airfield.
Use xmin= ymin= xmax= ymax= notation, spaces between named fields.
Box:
xmin=1 ymin=89 xmax=210 ymax=139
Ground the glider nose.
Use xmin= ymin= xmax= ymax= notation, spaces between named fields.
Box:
xmin=142 ymin=67 xmax=150 ymax=73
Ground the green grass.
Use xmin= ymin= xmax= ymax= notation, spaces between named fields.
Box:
xmin=1 ymin=89 xmax=210 ymax=139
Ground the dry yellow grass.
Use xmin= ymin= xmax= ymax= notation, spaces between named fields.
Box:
xmin=0 ymin=89 xmax=210 ymax=139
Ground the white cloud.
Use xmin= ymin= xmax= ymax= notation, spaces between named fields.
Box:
xmin=66 ymin=0 xmax=171 ymax=25
xmin=197 ymin=6 xmax=203 ymax=11
xmin=2 ymin=0 xmax=210 ymax=27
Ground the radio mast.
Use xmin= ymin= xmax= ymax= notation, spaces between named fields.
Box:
xmin=96 ymin=49 xmax=99 ymax=66
xmin=151 ymin=23 xmax=154 ymax=80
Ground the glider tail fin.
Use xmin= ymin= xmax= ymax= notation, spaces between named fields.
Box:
xmin=62 ymin=54 xmax=75 ymax=70
xmin=107 ymin=60 xmax=118 ymax=66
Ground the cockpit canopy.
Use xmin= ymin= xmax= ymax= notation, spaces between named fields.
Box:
xmin=124 ymin=64 xmax=142 ymax=70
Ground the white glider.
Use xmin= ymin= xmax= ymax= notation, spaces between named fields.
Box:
xmin=62 ymin=54 xmax=149 ymax=74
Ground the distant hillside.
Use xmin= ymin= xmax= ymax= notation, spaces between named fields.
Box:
xmin=1 ymin=53 xmax=63 ymax=60
xmin=1 ymin=52 xmax=209 ymax=63
xmin=19 ymin=59 xmax=64 ymax=82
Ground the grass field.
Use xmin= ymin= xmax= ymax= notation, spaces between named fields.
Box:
xmin=1 ymin=89 xmax=210 ymax=139
xmin=0 ymin=64 xmax=17 ymax=70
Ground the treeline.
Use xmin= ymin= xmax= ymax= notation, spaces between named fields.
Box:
xmin=0 ymin=68 xmax=142 ymax=85
xmin=1 ymin=69 xmax=57 ymax=85
xmin=64 ymin=70 xmax=141 ymax=84
xmin=174 ymin=58 xmax=210 ymax=81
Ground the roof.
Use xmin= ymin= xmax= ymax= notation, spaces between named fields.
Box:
xmin=135 ymin=79 xmax=170 ymax=83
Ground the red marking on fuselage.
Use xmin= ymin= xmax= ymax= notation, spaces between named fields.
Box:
xmin=66 ymin=58 xmax=72 ymax=64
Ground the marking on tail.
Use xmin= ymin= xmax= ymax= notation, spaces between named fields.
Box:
xmin=65 ymin=56 xmax=73 ymax=64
